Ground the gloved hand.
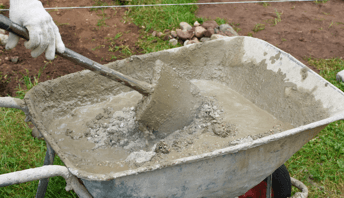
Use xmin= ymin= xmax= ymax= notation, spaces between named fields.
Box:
xmin=6 ymin=0 xmax=65 ymax=60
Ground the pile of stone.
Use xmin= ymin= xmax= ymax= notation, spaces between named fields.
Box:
xmin=151 ymin=20 xmax=239 ymax=46
xmin=0 ymin=29 xmax=8 ymax=46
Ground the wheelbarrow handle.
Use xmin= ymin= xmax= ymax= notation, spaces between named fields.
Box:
xmin=0 ymin=165 xmax=93 ymax=198
xmin=0 ymin=96 xmax=27 ymax=112
xmin=0 ymin=14 xmax=153 ymax=96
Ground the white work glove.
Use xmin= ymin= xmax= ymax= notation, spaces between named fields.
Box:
xmin=6 ymin=0 xmax=65 ymax=60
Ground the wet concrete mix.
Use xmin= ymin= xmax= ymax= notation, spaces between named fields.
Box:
xmin=48 ymin=79 xmax=293 ymax=174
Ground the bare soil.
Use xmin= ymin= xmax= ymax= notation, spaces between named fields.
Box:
xmin=1 ymin=0 xmax=343 ymax=97
xmin=196 ymin=0 xmax=344 ymax=72
xmin=0 ymin=0 xmax=144 ymax=96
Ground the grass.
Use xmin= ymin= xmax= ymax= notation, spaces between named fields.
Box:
xmin=125 ymin=0 xmax=200 ymax=53
xmin=253 ymin=23 xmax=265 ymax=33
xmin=215 ymin=17 xmax=227 ymax=25
xmin=0 ymin=75 xmax=77 ymax=197
xmin=286 ymin=58 xmax=344 ymax=197
xmin=128 ymin=0 xmax=199 ymax=32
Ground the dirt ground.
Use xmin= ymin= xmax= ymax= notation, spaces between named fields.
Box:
xmin=196 ymin=0 xmax=344 ymax=69
xmin=0 ymin=0 xmax=343 ymax=97
xmin=0 ymin=0 xmax=143 ymax=96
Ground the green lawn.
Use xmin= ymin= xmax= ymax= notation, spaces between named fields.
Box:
xmin=286 ymin=58 xmax=344 ymax=197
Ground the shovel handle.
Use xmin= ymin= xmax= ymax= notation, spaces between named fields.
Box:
xmin=0 ymin=14 xmax=153 ymax=96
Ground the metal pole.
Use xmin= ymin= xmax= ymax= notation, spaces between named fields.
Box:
xmin=266 ymin=174 xmax=272 ymax=198
xmin=35 ymin=141 xmax=55 ymax=198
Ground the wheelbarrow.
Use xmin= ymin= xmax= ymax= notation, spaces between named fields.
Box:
xmin=1 ymin=36 xmax=343 ymax=197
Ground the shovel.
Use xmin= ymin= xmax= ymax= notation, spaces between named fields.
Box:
xmin=0 ymin=14 xmax=201 ymax=138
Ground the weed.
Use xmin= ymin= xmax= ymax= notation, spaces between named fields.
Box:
xmin=108 ymin=45 xmax=120 ymax=52
xmin=259 ymin=2 xmax=270 ymax=7
xmin=253 ymin=23 xmax=265 ymax=33
xmin=247 ymin=32 xmax=253 ymax=37
xmin=329 ymin=21 xmax=334 ymax=29
xmin=92 ymin=45 xmax=105 ymax=51
xmin=96 ymin=9 xmax=110 ymax=27
xmin=274 ymin=9 xmax=282 ymax=26
xmin=215 ymin=17 xmax=227 ymax=25
xmin=114 ymin=32 xmax=123 ymax=39
xmin=281 ymin=38 xmax=287 ymax=42
xmin=291 ymin=5 xmax=295 ymax=9
xmin=121 ymin=45 xmax=133 ymax=56
xmin=315 ymin=0 xmax=329 ymax=4
xmin=230 ymin=22 xmax=241 ymax=32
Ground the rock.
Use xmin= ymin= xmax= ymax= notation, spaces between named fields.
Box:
xmin=202 ymin=20 xmax=219 ymax=30
xmin=219 ymin=24 xmax=239 ymax=36
xmin=0 ymin=34 xmax=8 ymax=46
xmin=203 ymin=28 xmax=215 ymax=37
xmin=169 ymin=38 xmax=178 ymax=46
xmin=194 ymin=21 xmax=200 ymax=26
xmin=4 ymin=57 xmax=9 ymax=61
xmin=171 ymin=30 xmax=177 ymax=38
xmin=142 ymin=26 xmax=145 ymax=29
xmin=11 ymin=56 xmax=19 ymax=63
xmin=155 ymin=141 xmax=170 ymax=154
xmin=184 ymin=38 xmax=199 ymax=46
xmin=180 ymin=22 xmax=192 ymax=31
xmin=214 ymin=27 xmax=219 ymax=34
xmin=157 ymin=32 xmax=164 ymax=37
xmin=192 ymin=37 xmax=200 ymax=43
xmin=210 ymin=34 xmax=227 ymax=40
xmin=336 ymin=70 xmax=344 ymax=82
xmin=0 ymin=29 xmax=5 ymax=34
xmin=31 ymin=127 xmax=44 ymax=139
xmin=200 ymin=37 xmax=211 ymax=42
xmin=218 ymin=31 xmax=227 ymax=36
xmin=176 ymin=29 xmax=194 ymax=40
xmin=195 ymin=26 xmax=206 ymax=38
xmin=163 ymin=34 xmax=170 ymax=41
xmin=151 ymin=31 xmax=157 ymax=37
xmin=125 ymin=150 xmax=156 ymax=166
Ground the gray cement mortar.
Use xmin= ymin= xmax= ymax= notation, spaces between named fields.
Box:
xmin=23 ymin=37 xmax=330 ymax=175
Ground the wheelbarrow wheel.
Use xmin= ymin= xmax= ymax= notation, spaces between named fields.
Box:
xmin=239 ymin=164 xmax=291 ymax=198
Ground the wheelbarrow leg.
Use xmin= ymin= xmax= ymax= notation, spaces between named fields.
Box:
xmin=266 ymin=174 xmax=272 ymax=198
xmin=35 ymin=140 xmax=55 ymax=198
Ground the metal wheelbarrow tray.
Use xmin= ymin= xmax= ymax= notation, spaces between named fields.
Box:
xmin=1 ymin=36 xmax=344 ymax=197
